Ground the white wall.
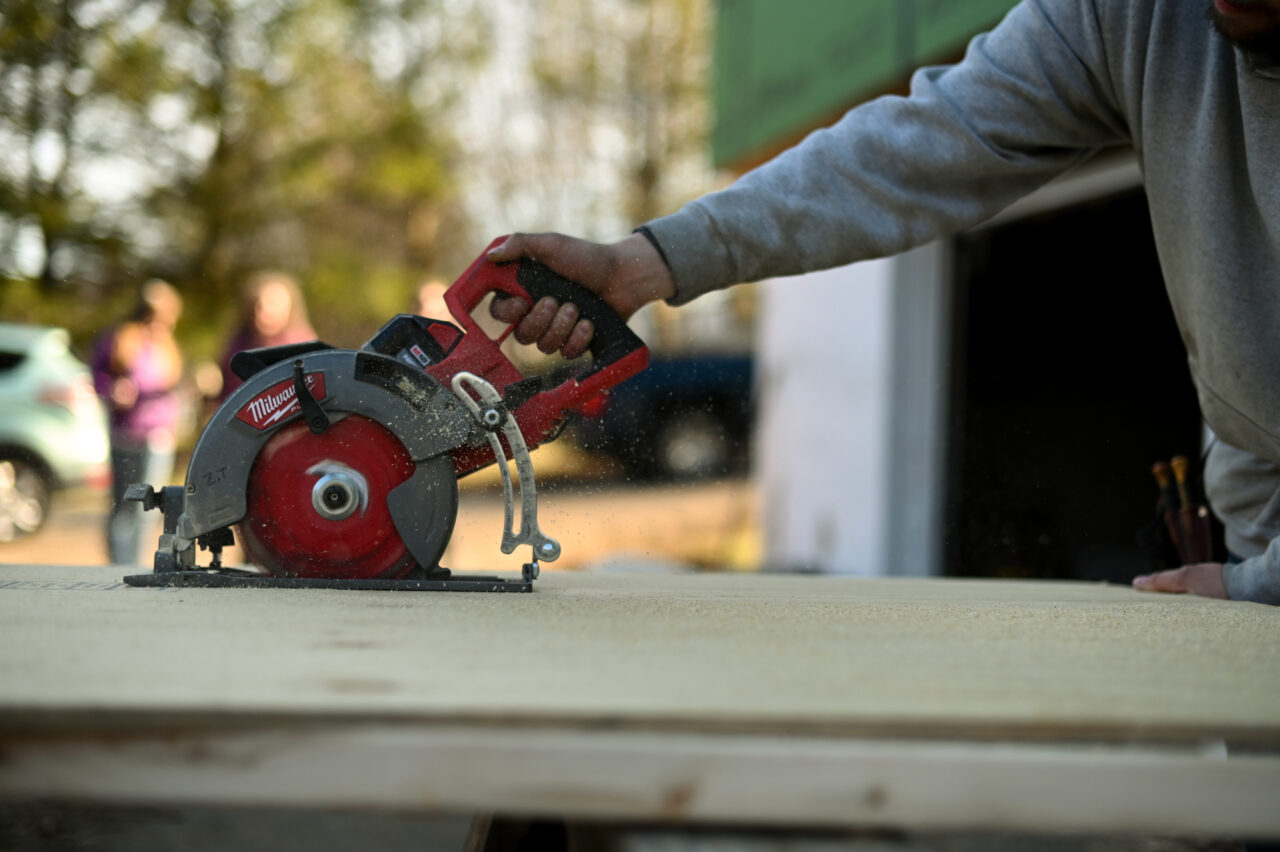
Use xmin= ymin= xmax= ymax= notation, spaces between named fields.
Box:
xmin=754 ymin=244 xmax=950 ymax=576
xmin=755 ymin=258 xmax=895 ymax=575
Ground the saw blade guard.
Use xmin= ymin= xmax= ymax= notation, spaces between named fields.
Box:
xmin=174 ymin=349 xmax=467 ymax=578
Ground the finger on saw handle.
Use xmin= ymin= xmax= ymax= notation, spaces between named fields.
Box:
xmin=531 ymin=300 xmax=584 ymax=355
xmin=511 ymin=296 xmax=558 ymax=346
xmin=560 ymin=315 xmax=594 ymax=360
xmin=510 ymin=297 xmax=588 ymax=356
xmin=487 ymin=231 xmax=675 ymax=358
xmin=493 ymin=289 xmax=593 ymax=359
xmin=488 ymin=233 xmax=613 ymax=357
xmin=489 ymin=293 xmax=530 ymax=325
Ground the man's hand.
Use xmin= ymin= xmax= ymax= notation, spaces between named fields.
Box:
xmin=1132 ymin=563 xmax=1228 ymax=599
xmin=486 ymin=232 xmax=676 ymax=359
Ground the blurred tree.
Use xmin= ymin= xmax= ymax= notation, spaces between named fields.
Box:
xmin=456 ymin=0 xmax=714 ymax=240
xmin=0 ymin=0 xmax=145 ymax=330
xmin=0 ymin=0 xmax=488 ymax=352
xmin=2 ymin=0 xmax=720 ymax=358
xmin=453 ymin=0 xmax=718 ymax=351
xmin=153 ymin=0 xmax=492 ymax=349
xmin=618 ymin=0 xmax=714 ymax=226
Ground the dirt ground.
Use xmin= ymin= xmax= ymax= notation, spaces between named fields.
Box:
xmin=0 ymin=442 xmax=762 ymax=574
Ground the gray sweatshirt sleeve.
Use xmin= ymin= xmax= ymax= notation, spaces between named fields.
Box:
xmin=1206 ymin=441 xmax=1280 ymax=604
xmin=645 ymin=0 xmax=1133 ymax=304
xmin=1223 ymin=550 xmax=1280 ymax=605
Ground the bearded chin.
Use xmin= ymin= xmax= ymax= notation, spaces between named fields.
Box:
xmin=1206 ymin=3 xmax=1280 ymax=63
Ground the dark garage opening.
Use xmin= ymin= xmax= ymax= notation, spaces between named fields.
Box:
xmin=943 ymin=188 xmax=1205 ymax=583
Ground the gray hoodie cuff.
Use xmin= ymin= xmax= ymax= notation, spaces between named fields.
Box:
xmin=1222 ymin=541 xmax=1280 ymax=604
xmin=642 ymin=205 xmax=739 ymax=306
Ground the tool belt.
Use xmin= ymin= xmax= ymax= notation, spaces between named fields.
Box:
xmin=1137 ymin=454 xmax=1224 ymax=570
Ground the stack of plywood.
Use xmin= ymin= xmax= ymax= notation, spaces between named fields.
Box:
xmin=1 ymin=565 xmax=1277 ymax=838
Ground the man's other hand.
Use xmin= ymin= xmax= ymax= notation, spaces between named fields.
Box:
xmin=1132 ymin=563 xmax=1228 ymax=598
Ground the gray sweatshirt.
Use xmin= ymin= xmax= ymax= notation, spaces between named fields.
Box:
xmin=643 ymin=0 xmax=1280 ymax=602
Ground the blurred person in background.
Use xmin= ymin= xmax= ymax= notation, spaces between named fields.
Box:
xmin=219 ymin=270 xmax=317 ymax=399
xmin=413 ymin=278 xmax=449 ymax=320
xmin=91 ymin=280 xmax=184 ymax=565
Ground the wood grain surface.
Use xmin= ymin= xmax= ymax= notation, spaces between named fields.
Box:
xmin=1 ymin=564 xmax=1276 ymax=743
xmin=2 ymin=564 xmax=1278 ymax=835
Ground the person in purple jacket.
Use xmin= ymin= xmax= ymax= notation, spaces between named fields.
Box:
xmin=91 ymin=280 xmax=184 ymax=565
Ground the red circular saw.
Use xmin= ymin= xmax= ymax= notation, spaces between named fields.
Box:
xmin=122 ymin=238 xmax=649 ymax=591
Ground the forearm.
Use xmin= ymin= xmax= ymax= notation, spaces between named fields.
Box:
xmin=646 ymin=0 xmax=1129 ymax=304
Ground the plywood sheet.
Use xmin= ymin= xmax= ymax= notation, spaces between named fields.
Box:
xmin=0 ymin=565 xmax=1277 ymax=743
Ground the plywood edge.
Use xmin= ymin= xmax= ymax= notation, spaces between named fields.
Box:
xmin=3 ymin=722 xmax=1279 ymax=838
xmin=3 ymin=705 xmax=1279 ymax=750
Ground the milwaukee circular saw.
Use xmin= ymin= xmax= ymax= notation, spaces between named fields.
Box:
xmin=123 ymin=238 xmax=649 ymax=592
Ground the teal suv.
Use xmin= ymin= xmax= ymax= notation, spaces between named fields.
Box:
xmin=0 ymin=324 xmax=110 ymax=542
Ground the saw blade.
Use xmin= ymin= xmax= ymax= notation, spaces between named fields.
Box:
xmin=238 ymin=413 xmax=457 ymax=579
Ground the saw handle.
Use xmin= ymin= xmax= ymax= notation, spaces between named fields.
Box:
xmin=512 ymin=258 xmax=644 ymax=368
xmin=445 ymin=237 xmax=646 ymax=372
xmin=427 ymin=239 xmax=650 ymax=474
xmin=441 ymin=239 xmax=649 ymax=415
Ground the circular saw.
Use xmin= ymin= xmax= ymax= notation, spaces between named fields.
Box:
xmin=123 ymin=238 xmax=649 ymax=592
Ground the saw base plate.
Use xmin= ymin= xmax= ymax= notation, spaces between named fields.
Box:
xmin=123 ymin=565 xmax=534 ymax=593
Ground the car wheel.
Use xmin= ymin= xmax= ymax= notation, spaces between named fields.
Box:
xmin=0 ymin=456 xmax=52 ymax=542
xmin=653 ymin=408 xmax=732 ymax=481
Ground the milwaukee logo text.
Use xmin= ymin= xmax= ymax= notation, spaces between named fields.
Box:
xmin=235 ymin=373 xmax=328 ymax=430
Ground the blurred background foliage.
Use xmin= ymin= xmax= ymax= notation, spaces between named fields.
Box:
xmin=0 ymin=0 xmax=713 ymax=362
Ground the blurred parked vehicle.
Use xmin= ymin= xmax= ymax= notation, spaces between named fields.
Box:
xmin=0 ymin=324 xmax=110 ymax=542
xmin=570 ymin=352 xmax=754 ymax=481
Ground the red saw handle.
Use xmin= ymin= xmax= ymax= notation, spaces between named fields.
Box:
xmin=427 ymin=237 xmax=649 ymax=471
xmin=445 ymin=237 xmax=647 ymax=369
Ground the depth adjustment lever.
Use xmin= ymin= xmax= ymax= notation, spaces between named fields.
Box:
xmin=450 ymin=371 xmax=561 ymax=573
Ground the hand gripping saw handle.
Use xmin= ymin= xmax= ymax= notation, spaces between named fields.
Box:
xmin=426 ymin=236 xmax=651 ymax=478
xmin=418 ymin=238 xmax=649 ymax=572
